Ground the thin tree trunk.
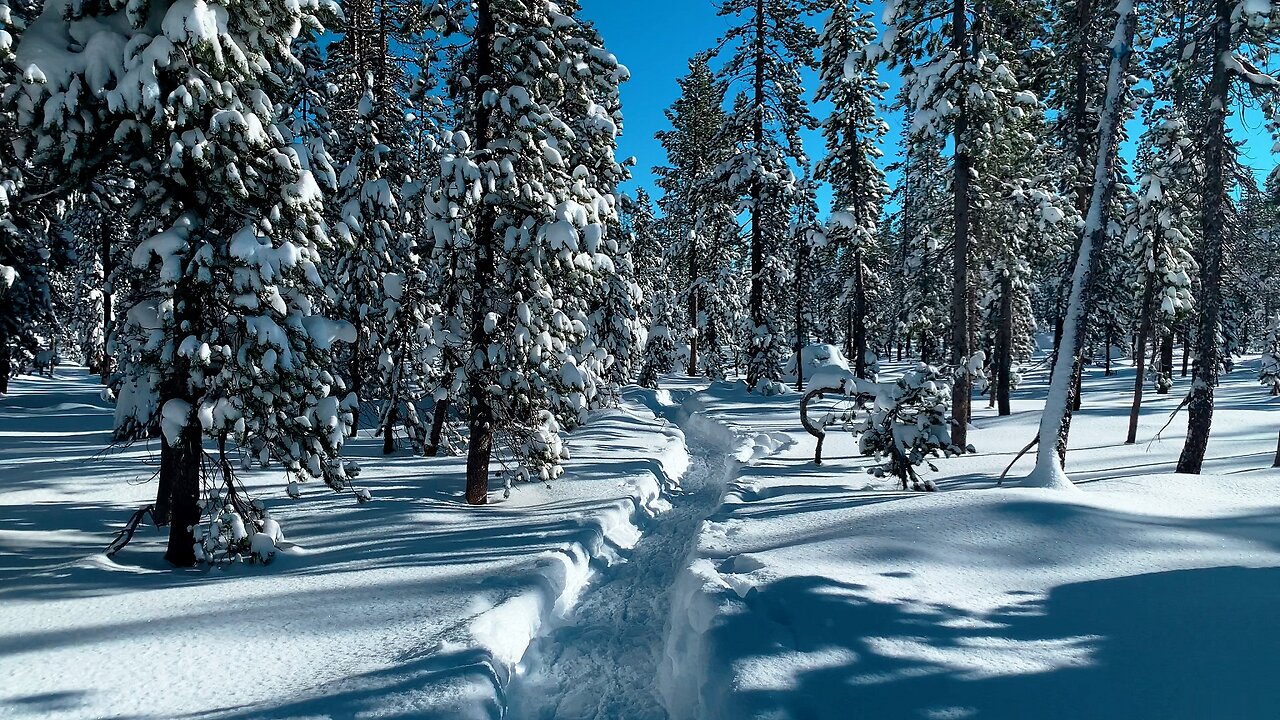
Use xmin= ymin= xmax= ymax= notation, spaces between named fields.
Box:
xmin=950 ymin=0 xmax=972 ymax=450
xmin=100 ymin=213 xmax=115 ymax=384
xmin=746 ymin=0 xmax=768 ymax=391
xmin=687 ymin=234 xmax=700 ymax=377
xmin=1177 ymin=0 xmax=1230 ymax=475
xmin=0 ymin=331 xmax=9 ymax=395
xmin=1029 ymin=0 xmax=1136 ymax=488
xmin=1126 ymin=272 xmax=1156 ymax=444
xmin=1158 ymin=330 xmax=1174 ymax=392
xmin=853 ymin=250 xmax=867 ymax=379
xmin=1273 ymin=428 xmax=1280 ymax=468
xmin=1180 ymin=330 xmax=1190 ymax=377
xmin=426 ymin=396 xmax=449 ymax=457
xmin=997 ymin=271 xmax=1013 ymax=416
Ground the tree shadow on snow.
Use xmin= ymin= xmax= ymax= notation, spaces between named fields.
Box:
xmin=714 ymin=566 xmax=1280 ymax=720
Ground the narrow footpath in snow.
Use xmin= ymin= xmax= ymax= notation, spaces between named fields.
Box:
xmin=503 ymin=391 xmax=732 ymax=720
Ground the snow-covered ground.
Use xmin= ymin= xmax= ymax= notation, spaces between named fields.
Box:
xmin=3 ymin=357 xmax=1279 ymax=719
xmin=0 ymin=370 xmax=689 ymax=719
xmin=661 ymin=358 xmax=1280 ymax=720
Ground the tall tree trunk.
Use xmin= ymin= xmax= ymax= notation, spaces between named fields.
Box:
xmin=950 ymin=0 xmax=972 ymax=449
xmin=794 ymin=221 xmax=806 ymax=391
xmin=1177 ymin=0 xmax=1230 ymax=475
xmin=465 ymin=0 xmax=498 ymax=506
xmin=853 ymin=250 xmax=868 ymax=378
xmin=997 ymin=271 xmax=1013 ymax=416
xmin=1029 ymin=0 xmax=1136 ymax=488
xmin=1126 ymin=272 xmax=1157 ymax=444
xmin=745 ymin=0 xmax=768 ymax=390
xmin=426 ymin=395 xmax=449 ymax=457
xmin=687 ymin=236 xmax=700 ymax=377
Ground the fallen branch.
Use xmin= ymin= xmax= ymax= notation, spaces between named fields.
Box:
xmin=800 ymin=383 xmax=845 ymax=464
xmin=998 ymin=436 xmax=1039 ymax=486
xmin=105 ymin=504 xmax=156 ymax=558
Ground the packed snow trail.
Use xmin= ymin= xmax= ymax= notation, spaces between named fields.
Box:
xmin=503 ymin=392 xmax=731 ymax=720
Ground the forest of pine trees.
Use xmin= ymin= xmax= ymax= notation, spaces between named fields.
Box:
xmin=0 ymin=0 xmax=1277 ymax=564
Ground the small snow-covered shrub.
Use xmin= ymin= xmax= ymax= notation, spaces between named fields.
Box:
xmin=805 ymin=364 xmax=969 ymax=491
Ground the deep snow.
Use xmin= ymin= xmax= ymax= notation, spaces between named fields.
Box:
xmin=3 ymin=352 xmax=1279 ymax=720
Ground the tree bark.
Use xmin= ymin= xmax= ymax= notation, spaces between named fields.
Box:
xmin=382 ymin=403 xmax=396 ymax=455
xmin=997 ymin=271 xmax=1013 ymax=416
xmin=426 ymin=396 xmax=449 ymax=457
xmin=1177 ymin=0 xmax=1230 ymax=475
xmin=1157 ymin=330 xmax=1174 ymax=393
xmin=853 ymin=250 xmax=868 ymax=379
xmin=950 ymin=0 xmax=972 ymax=449
xmin=161 ymin=412 xmax=201 ymax=566
xmin=100 ymin=213 xmax=115 ymax=384
xmin=1126 ymin=271 xmax=1157 ymax=444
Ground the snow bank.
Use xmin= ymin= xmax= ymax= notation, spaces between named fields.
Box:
xmin=0 ymin=372 xmax=688 ymax=719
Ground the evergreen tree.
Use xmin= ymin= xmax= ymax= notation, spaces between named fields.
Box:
xmin=15 ymin=0 xmax=358 ymax=564
xmin=815 ymin=0 xmax=888 ymax=380
xmin=713 ymin=0 xmax=819 ymax=391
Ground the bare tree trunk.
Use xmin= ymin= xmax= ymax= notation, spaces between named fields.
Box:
xmin=1029 ymin=0 xmax=1136 ymax=487
xmin=100 ymin=214 xmax=115 ymax=384
xmin=1158 ymin=330 xmax=1174 ymax=393
xmin=426 ymin=396 xmax=449 ymax=457
xmin=687 ymin=234 xmax=699 ymax=377
xmin=997 ymin=271 xmax=1013 ymax=416
xmin=1126 ymin=273 xmax=1157 ymax=444
xmin=1273 ymin=428 xmax=1280 ymax=468
xmin=0 ymin=331 xmax=9 ymax=395
xmin=1177 ymin=0 xmax=1230 ymax=475
xmin=853 ymin=250 xmax=868 ymax=379
xmin=949 ymin=0 xmax=972 ymax=449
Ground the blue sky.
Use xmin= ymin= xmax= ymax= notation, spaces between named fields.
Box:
xmin=579 ymin=0 xmax=1277 ymax=211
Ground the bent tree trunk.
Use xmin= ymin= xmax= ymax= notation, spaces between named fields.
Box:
xmin=1177 ymin=0 xmax=1231 ymax=474
xmin=1029 ymin=0 xmax=1136 ymax=488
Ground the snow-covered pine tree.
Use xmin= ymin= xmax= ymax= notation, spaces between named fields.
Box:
xmin=14 ymin=0 xmax=358 ymax=565
xmin=815 ymin=0 xmax=888 ymax=380
xmin=629 ymin=190 xmax=680 ymax=388
xmin=879 ymin=0 xmax=1025 ymax=446
xmin=713 ymin=0 xmax=819 ymax=391
xmin=1122 ymin=109 xmax=1197 ymax=443
xmin=654 ymin=55 xmax=738 ymax=378
xmin=432 ymin=0 xmax=629 ymax=504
